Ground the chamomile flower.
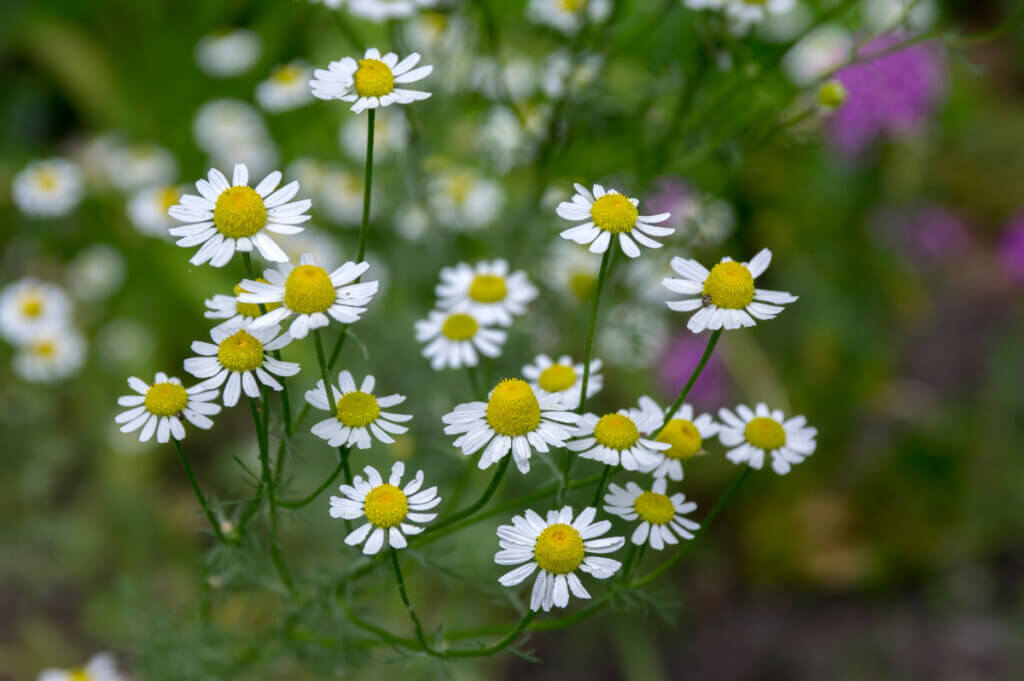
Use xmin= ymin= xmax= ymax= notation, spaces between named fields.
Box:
xmin=330 ymin=462 xmax=440 ymax=554
xmin=310 ymin=48 xmax=433 ymax=114
xmin=183 ymin=323 xmax=298 ymax=407
xmin=639 ymin=399 xmax=718 ymax=481
xmin=204 ymin=278 xmax=282 ymax=330
xmin=522 ymin=354 xmax=602 ymax=409
xmin=544 ymin=240 xmax=601 ymax=302
xmin=319 ymin=167 xmax=371 ymax=225
xmin=256 ymin=61 xmax=313 ymax=112
xmin=436 ymin=260 xmax=538 ymax=326
xmin=195 ymin=29 xmax=262 ymax=78
xmin=105 ymin=143 xmax=177 ymax=193
xmin=306 ymin=370 xmax=412 ymax=449
xmin=115 ymin=372 xmax=221 ymax=443
xmin=239 ymin=254 xmax=378 ymax=339
xmin=12 ymin=158 xmax=83 ymax=218
xmin=662 ymin=248 xmax=798 ymax=332
xmin=725 ymin=0 xmax=795 ymax=24
xmin=168 ymin=164 xmax=311 ymax=267
xmin=193 ymin=99 xmax=270 ymax=153
xmin=38 ymin=653 xmax=126 ymax=681
xmin=568 ymin=398 xmax=670 ymax=471
xmin=0 ymin=278 xmax=72 ymax=344
xmin=718 ymin=403 xmax=817 ymax=474
xmin=603 ymin=479 xmax=700 ymax=550
xmin=527 ymin=0 xmax=612 ymax=35
xmin=557 ymin=183 xmax=673 ymax=258
xmin=347 ymin=0 xmax=439 ymax=21
xmin=428 ymin=168 xmax=504 ymax=231
xmin=496 ymin=506 xmax=624 ymax=612
xmin=684 ymin=0 xmax=726 ymax=9
xmin=12 ymin=326 xmax=86 ymax=383
xmin=127 ymin=184 xmax=182 ymax=238
xmin=442 ymin=378 xmax=579 ymax=473
xmin=414 ymin=309 xmax=506 ymax=370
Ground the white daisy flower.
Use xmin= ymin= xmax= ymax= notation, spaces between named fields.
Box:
xmin=340 ymin=107 xmax=410 ymax=162
xmin=568 ymin=398 xmax=670 ymax=471
xmin=662 ymin=248 xmax=798 ymax=333
xmin=105 ymin=143 xmax=177 ymax=193
xmin=718 ymin=403 xmax=817 ymax=474
xmin=238 ymin=253 xmax=378 ymax=339
xmin=414 ymin=309 xmax=506 ymax=371
xmin=469 ymin=56 xmax=538 ymax=101
xmin=442 ymin=379 xmax=579 ymax=474
xmin=330 ymin=462 xmax=440 ymax=554
xmin=256 ymin=61 xmax=314 ymax=112
xmin=527 ymin=0 xmax=612 ymax=35
xmin=204 ymin=277 xmax=282 ymax=330
xmin=436 ymin=260 xmax=538 ymax=327
xmin=557 ymin=183 xmax=673 ymax=259
xmin=684 ymin=0 xmax=726 ymax=8
xmin=782 ymin=24 xmax=854 ymax=86
xmin=127 ymin=184 xmax=182 ymax=238
xmin=639 ymin=399 xmax=719 ymax=481
xmin=310 ymin=48 xmax=433 ymax=114
xmin=115 ymin=372 xmax=221 ymax=443
xmin=603 ymin=479 xmax=700 ymax=550
xmin=404 ymin=10 xmax=469 ymax=55
xmin=12 ymin=326 xmax=86 ymax=383
xmin=495 ymin=506 xmax=624 ymax=612
xmin=183 ymin=323 xmax=298 ymax=407
xmin=863 ymin=0 xmax=937 ymax=32
xmin=306 ymin=370 xmax=412 ymax=450
xmin=319 ymin=167 xmax=372 ymax=226
xmin=725 ymin=0 xmax=795 ymax=24
xmin=0 ymin=278 xmax=72 ymax=344
xmin=195 ymin=28 xmax=262 ymax=78
xmin=193 ymin=99 xmax=270 ymax=154
xmin=428 ymin=168 xmax=504 ymax=231
xmin=522 ymin=354 xmax=602 ymax=409
xmin=38 ymin=652 xmax=126 ymax=681
xmin=347 ymin=0 xmax=438 ymax=21
xmin=543 ymin=240 xmax=602 ymax=302
xmin=168 ymin=163 xmax=311 ymax=267
xmin=67 ymin=244 xmax=125 ymax=302
xmin=12 ymin=158 xmax=83 ymax=218
xmin=540 ymin=50 xmax=604 ymax=99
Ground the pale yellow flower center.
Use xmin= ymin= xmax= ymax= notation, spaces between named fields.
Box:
xmin=534 ymin=523 xmax=584 ymax=574
xmin=145 ymin=382 xmax=189 ymax=416
xmin=468 ymin=274 xmax=507 ymax=303
xmin=744 ymin=416 xmax=786 ymax=450
xmin=233 ymin=278 xmax=280 ymax=318
xmin=364 ymin=484 xmax=408 ymax=528
xmin=486 ymin=378 xmax=541 ymax=436
xmin=656 ymin=418 xmax=702 ymax=460
xmin=569 ymin=271 xmax=597 ymax=301
xmin=336 ymin=391 xmax=380 ymax=427
xmin=20 ymin=295 xmax=43 ymax=318
xmin=273 ymin=64 xmax=301 ymax=84
xmin=634 ymin=491 xmax=675 ymax=525
xmin=538 ymin=364 xmax=577 ymax=393
xmin=158 ymin=186 xmax=182 ymax=214
xmin=354 ymin=59 xmax=395 ymax=98
xmin=702 ymin=261 xmax=755 ymax=309
xmin=32 ymin=340 xmax=56 ymax=357
xmin=593 ymin=413 xmax=639 ymax=450
xmin=441 ymin=313 xmax=478 ymax=341
xmin=217 ymin=330 xmax=264 ymax=372
xmin=284 ymin=265 xmax=335 ymax=314
xmin=590 ymin=194 xmax=638 ymax=234
xmin=213 ymin=186 xmax=267 ymax=238
xmin=35 ymin=169 xmax=58 ymax=192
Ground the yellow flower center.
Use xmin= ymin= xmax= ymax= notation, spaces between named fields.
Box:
xmin=445 ymin=172 xmax=475 ymax=204
xmin=423 ymin=11 xmax=448 ymax=34
xmin=590 ymin=193 xmax=638 ymax=234
xmin=353 ymin=58 xmax=395 ymax=98
xmin=158 ymin=186 xmax=182 ymax=214
xmin=441 ymin=313 xmax=478 ymax=341
xmin=36 ymin=169 xmax=58 ymax=192
xmin=468 ymin=274 xmax=508 ymax=303
xmin=559 ymin=0 xmax=587 ymax=10
xmin=534 ymin=523 xmax=585 ymax=574
xmin=569 ymin=271 xmax=597 ymax=301
xmin=633 ymin=491 xmax=676 ymax=525
xmin=363 ymin=484 xmax=408 ymax=528
xmin=538 ymin=364 xmax=577 ymax=393
xmin=744 ymin=416 xmax=786 ymax=451
xmin=486 ymin=378 xmax=541 ymax=436
xmin=283 ymin=265 xmax=336 ymax=314
xmin=217 ymin=330 xmax=264 ymax=372
xmin=656 ymin=418 xmax=702 ymax=460
xmin=702 ymin=261 xmax=755 ymax=310
xmin=741 ymin=0 xmax=768 ymax=4
xmin=144 ymin=382 xmax=189 ymax=416
xmin=335 ymin=391 xmax=381 ymax=428
xmin=593 ymin=413 xmax=639 ymax=450
xmin=272 ymin=64 xmax=301 ymax=84
xmin=233 ymin=278 xmax=280 ymax=318
xmin=20 ymin=295 xmax=43 ymax=318
xmin=33 ymin=340 xmax=56 ymax=357
xmin=213 ymin=186 xmax=267 ymax=238
xmin=69 ymin=669 xmax=91 ymax=681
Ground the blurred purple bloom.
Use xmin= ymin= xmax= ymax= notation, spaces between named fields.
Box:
xmin=646 ymin=176 xmax=699 ymax=230
xmin=656 ymin=331 xmax=728 ymax=409
xmin=872 ymin=203 xmax=971 ymax=264
xmin=829 ymin=33 xmax=945 ymax=155
xmin=998 ymin=214 xmax=1024 ymax=284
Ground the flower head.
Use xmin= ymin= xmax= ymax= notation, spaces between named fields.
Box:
xmin=13 ymin=158 xmax=83 ymax=218
xmin=38 ymin=652 xmax=126 ymax=681
xmin=527 ymin=0 xmax=612 ymax=35
xmin=522 ymin=354 xmax=602 ymax=409
xmin=415 ymin=309 xmax=506 ymax=370
xmin=557 ymin=183 xmax=673 ymax=258
xmin=311 ymin=48 xmax=432 ymax=114
xmin=718 ymin=403 xmax=817 ymax=474
xmin=12 ymin=326 xmax=86 ymax=383
xmin=0 ymin=278 xmax=72 ymax=344
xmin=603 ymin=479 xmax=700 ymax=550
xmin=640 ymin=399 xmax=719 ymax=481
xmin=306 ymin=370 xmax=412 ymax=449
xmin=128 ymin=185 xmax=182 ymax=238
xmin=195 ymin=28 xmax=261 ymax=78
xmin=256 ymin=61 xmax=313 ymax=112
xmin=568 ymin=397 xmax=670 ymax=471
xmin=115 ymin=372 xmax=221 ymax=443
xmin=183 ymin=323 xmax=298 ymax=406
xmin=435 ymin=260 xmax=538 ymax=326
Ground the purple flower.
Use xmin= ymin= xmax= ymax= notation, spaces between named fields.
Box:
xmin=998 ymin=214 xmax=1024 ymax=284
xmin=655 ymin=331 xmax=728 ymax=409
xmin=829 ymin=33 xmax=946 ymax=155
xmin=871 ymin=203 xmax=971 ymax=264
xmin=645 ymin=176 xmax=699 ymax=231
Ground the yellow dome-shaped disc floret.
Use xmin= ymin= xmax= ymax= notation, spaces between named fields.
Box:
xmin=486 ymin=378 xmax=541 ymax=436
xmin=363 ymin=484 xmax=409 ymax=528
xmin=656 ymin=418 xmax=703 ymax=460
xmin=68 ymin=669 xmax=90 ymax=681
xmin=234 ymin=278 xmax=280 ymax=318
xmin=217 ymin=330 xmax=264 ymax=372
xmin=744 ymin=416 xmax=786 ymax=450
xmin=702 ymin=261 xmax=755 ymax=310
xmin=633 ymin=491 xmax=676 ymax=525
xmin=559 ymin=0 xmax=587 ymax=11
xmin=284 ymin=265 xmax=336 ymax=314
xmin=468 ymin=274 xmax=508 ymax=303
xmin=336 ymin=391 xmax=381 ymax=428
xmin=20 ymin=295 xmax=43 ymax=318
xmin=441 ymin=313 xmax=478 ymax=341
xmin=538 ymin=364 xmax=577 ymax=393
xmin=590 ymin=193 xmax=638 ymax=234
xmin=593 ymin=413 xmax=640 ymax=450
xmin=569 ymin=271 xmax=597 ymax=301
xmin=534 ymin=523 xmax=585 ymax=574
xmin=213 ymin=186 xmax=267 ymax=238
xmin=144 ymin=382 xmax=189 ymax=416
xmin=32 ymin=340 xmax=56 ymax=357
xmin=354 ymin=59 xmax=395 ymax=98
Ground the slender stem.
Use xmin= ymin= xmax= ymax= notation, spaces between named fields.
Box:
xmin=426 ymin=455 xmax=510 ymax=534
xmin=313 ymin=329 xmax=351 ymax=483
xmin=276 ymin=447 xmax=348 ymax=508
xmin=250 ymin=394 xmax=294 ymax=594
xmin=391 ymin=549 xmax=436 ymax=654
xmin=171 ymin=438 xmax=226 ymax=542
xmin=356 ymin=109 xmax=375 ymax=264
xmin=591 ymin=464 xmax=612 ymax=507
xmin=652 ymin=329 xmax=722 ymax=439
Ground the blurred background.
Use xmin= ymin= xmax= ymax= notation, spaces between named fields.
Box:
xmin=2 ymin=0 xmax=1024 ymax=679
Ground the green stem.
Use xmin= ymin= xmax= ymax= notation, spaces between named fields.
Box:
xmin=652 ymin=329 xmax=722 ymax=439
xmin=313 ymin=329 xmax=352 ymax=483
xmin=250 ymin=394 xmax=294 ymax=594
xmin=591 ymin=464 xmax=612 ymax=507
xmin=171 ymin=438 xmax=226 ymax=542
xmin=356 ymin=109 xmax=375 ymax=264
xmin=426 ymin=455 xmax=511 ymax=534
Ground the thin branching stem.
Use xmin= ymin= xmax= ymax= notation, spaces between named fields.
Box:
xmin=171 ymin=438 xmax=226 ymax=542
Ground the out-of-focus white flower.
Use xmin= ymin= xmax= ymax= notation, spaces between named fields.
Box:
xmin=396 ymin=202 xmax=432 ymax=241
xmin=527 ymin=0 xmax=612 ymax=35
xmin=470 ymin=56 xmax=537 ymax=101
xmin=38 ymin=652 xmax=126 ymax=681
xmin=340 ymin=108 xmax=410 ymax=162
xmin=127 ymin=184 xmax=182 ymax=239
xmin=256 ymin=61 xmax=314 ymax=112
xmin=12 ymin=159 xmax=83 ymax=218
xmin=477 ymin=104 xmax=550 ymax=171
xmin=105 ymin=143 xmax=177 ymax=193
xmin=543 ymin=240 xmax=602 ymax=303
xmin=862 ymin=0 xmax=937 ymax=32
xmin=540 ymin=50 xmax=603 ymax=99
xmin=725 ymin=0 xmax=795 ymax=26
xmin=0 ymin=278 xmax=72 ymax=344
xmin=194 ymin=99 xmax=270 ymax=153
xmin=96 ymin=318 xmax=154 ymax=370
xmin=404 ymin=10 xmax=469 ymax=55
xmin=347 ymin=0 xmax=438 ymax=21
xmin=428 ymin=168 xmax=504 ymax=231
xmin=598 ymin=302 xmax=668 ymax=369
xmin=414 ymin=309 xmax=506 ymax=371
xmin=13 ymin=325 xmax=86 ymax=383
xmin=435 ymin=260 xmax=538 ymax=326
xmin=319 ymin=166 xmax=371 ymax=226
xmin=68 ymin=244 xmax=125 ymax=302
xmin=782 ymin=24 xmax=854 ymax=86
xmin=195 ymin=28 xmax=262 ymax=78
